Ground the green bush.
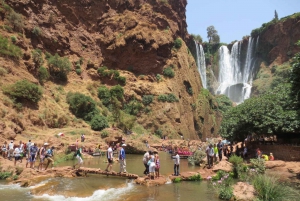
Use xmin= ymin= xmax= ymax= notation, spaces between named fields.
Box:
xmin=228 ymin=155 xmax=243 ymax=166
xmin=188 ymin=150 xmax=206 ymax=166
xmin=0 ymin=34 xmax=22 ymax=59
xmin=253 ymin=175 xmax=300 ymax=201
xmin=7 ymin=11 xmax=24 ymax=31
xmin=38 ymin=66 xmax=49 ymax=84
xmin=157 ymin=94 xmax=178 ymax=103
xmin=0 ymin=67 xmax=8 ymax=76
xmin=3 ymin=79 xmax=43 ymax=103
xmin=142 ymin=95 xmax=154 ymax=105
xmin=219 ymin=186 xmax=233 ymax=200
xmin=0 ymin=171 xmax=12 ymax=179
xmin=174 ymin=38 xmax=182 ymax=49
xmin=163 ymin=66 xmax=175 ymax=78
xmin=10 ymin=36 xmax=17 ymax=43
xmin=90 ymin=115 xmax=109 ymax=131
xmin=48 ymin=53 xmax=71 ymax=81
xmin=154 ymin=129 xmax=163 ymax=137
xmin=75 ymin=68 xmax=82 ymax=75
xmin=66 ymin=92 xmax=97 ymax=121
xmin=110 ymin=85 xmax=124 ymax=100
xmin=188 ymin=174 xmax=202 ymax=181
xmin=32 ymin=26 xmax=42 ymax=36
xmin=158 ymin=94 xmax=168 ymax=102
xmin=187 ymin=87 xmax=193 ymax=95
xmin=124 ymin=99 xmax=143 ymax=116
xmin=212 ymin=170 xmax=227 ymax=181
xmin=249 ymin=158 xmax=265 ymax=174
xmin=101 ymin=130 xmax=109 ymax=138
xmin=115 ymin=76 xmax=126 ymax=85
xmin=173 ymin=177 xmax=181 ymax=183
xmin=32 ymin=49 xmax=43 ymax=67
xmin=97 ymin=86 xmax=111 ymax=106
xmin=156 ymin=74 xmax=162 ymax=82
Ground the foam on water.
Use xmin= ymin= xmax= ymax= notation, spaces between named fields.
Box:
xmin=33 ymin=182 xmax=135 ymax=201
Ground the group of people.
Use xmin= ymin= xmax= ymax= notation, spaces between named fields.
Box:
xmin=104 ymin=143 xmax=127 ymax=174
xmin=1 ymin=140 xmax=55 ymax=170
xmin=256 ymin=148 xmax=274 ymax=160
xmin=205 ymin=140 xmax=225 ymax=168
xmin=142 ymin=150 xmax=161 ymax=179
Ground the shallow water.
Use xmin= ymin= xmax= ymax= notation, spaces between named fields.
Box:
xmin=0 ymin=152 xmax=220 ymax=201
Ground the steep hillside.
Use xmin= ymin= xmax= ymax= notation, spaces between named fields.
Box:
xmin=0 ymin=0 xmax=221 ymax=146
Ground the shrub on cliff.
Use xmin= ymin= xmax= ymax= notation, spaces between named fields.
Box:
xmin=124 ymin=99 xmax=143 ymax=116
xmin=32 ymin=49 xmax=44 ymax=67
xmin=157 ymin=94 xmax=179 ymax=103
xmin=47 ymin=53 xmax=71 ymax=81
xmin=163 ymin=66 xmax=175 ymax=78
xmin=142 ymin=95 xmax=154 ymax=105
xmin=90 ymin=115 xmax=109 ymax=131
xmin=98 ymin=86 xmax=111 ymax=106
xmin=110 ymin=85 xmax=124 ymax=101
xmin=66 ymin=92 xmax=97 ymax=121
xmin=38 ymin=66 xmax=49 ymax=84
xmin=3 ymin=79 xmax=43 ymax=103
xmin=7 ymin=11 xmax=24 ymax=31
xmin=174 ymin=38 xmax=182 ymax=49
xmin=0 ymin=34 xmax=22 ymax=59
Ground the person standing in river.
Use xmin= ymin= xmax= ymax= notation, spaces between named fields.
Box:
xmin=119 ymin=144 xmax=126 ymax=173
xmin=143 ymin=151 xmax=150 ymax=175
xmin=73 ymin=145 xmax=83 ymax=169
xmin=105 ymin=144 xmax=113 ymax=172
xmin=173 ymin=152 xmax=180 ymax=176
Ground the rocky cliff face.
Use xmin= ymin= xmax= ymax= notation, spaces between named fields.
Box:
xmin=0 ymin=0 xmax=219 ymax=141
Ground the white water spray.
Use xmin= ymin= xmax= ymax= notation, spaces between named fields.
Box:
xmin=194 ymin=41 xmax=207 ymax=89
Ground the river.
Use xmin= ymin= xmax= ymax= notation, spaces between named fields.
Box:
xmin=0 ymin=152 xmax=220 ymax=201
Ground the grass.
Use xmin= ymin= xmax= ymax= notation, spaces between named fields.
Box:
xmin=0 ymin=34 xmax=22 ymax=59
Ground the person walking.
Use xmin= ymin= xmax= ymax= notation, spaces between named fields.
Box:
xmin=29 ymin=143 xmax=38 ymax=169
xmin=44 ymin=146 xmax=55 ymax=170
xmin=81 ymin=134 xmax=85 ymax=142
xmin=105 ymin=144 xmax=113 ymax=172
xmin=208 ymin=144 xmax=214 ymax=168
xmin=1 ymin=141 xmax=7 ymax=158
xmin=143 ymin=151 xmax=150 ymax=175
xmin=38 ymin=143 xmax=48 ymax=171
xmin=173 ymin=152 xmax=180 ymax=176
xmin=8 ymin=141 xmax=14 ymax=160
xmin=73 ymin=145 xmax=83 ymax=169
xmin=217 ymin=140 xmax=223 ymax=161
xmin=213 ymin=144 xmax=218 ymax=162
xmin=13 ymin=144 xmax=22 ymax=166
xmin=119 ymin=144 xmax=126 ymax=173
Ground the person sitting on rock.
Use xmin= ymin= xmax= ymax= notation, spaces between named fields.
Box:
xmin=269 ymin=153 xmax=274 ymax=161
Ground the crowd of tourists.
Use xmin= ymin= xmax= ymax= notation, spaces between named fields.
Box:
xmin=1 ymin=140 xmax=55 ymax=170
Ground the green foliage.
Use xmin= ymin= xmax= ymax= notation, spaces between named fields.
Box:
xmin=101 ymin=130 xmax=109 ymax=138
xmin=66 ymin=92 xmax=98 ymax=121
xmin=174 ymin=38 xmax=182 ymax=49
xmin=115 ymin=76 xmax=126 ymax=85
xmin=215 ymin=95 xmax=232 ymax=113
xmin=218 ymin=186 xmax=233 ymax=200
xmin=0 ymin=34 xmax=22 ymax=59
xmin=10 ymin=35 xmax=17 ymax=43
xmin=124 ymin=99 xmax=143 ymax=116
xmin=32 ymin=49 xmax=43 ymax=67
xmin=157 ymin=94 xmax=179 ymax=103
xmin=38 ymin=66 xmax=49 ymax=84
xmin=188 ymin=174 xmax=202 ymax=181
xmin=156 ymin=74 xmax=162 ymax=82
xmin=32 ymin=26 xmax=42 ymax=36
xmin=187 ymin=87 xmax=193 ymax=95
xmin=7 ymin=11 xmax=24 ymax=31
xmin=90 ymin=115 xmax=109 ymax=131
xmin=75 ymin=69 xmax=82 ymax=75
xmin=163 ymin=66 xmax=175 ymax=78
xmin=249 ymin=158 xmax=265 ymax=174
xmin=0 ymin=171 xmax=12 ymax=179
xmin=0 ymin=67 xmax=8 ymax=76
xmin=212 ymin=170 xmax=227 ymax=181
xmin=142 ymin=95 xmax=154 ymax=105
xmin=290 ymin=40 xmax=300 ymax=104
xmin=98 ymin=86 xmax=111 ymax=106
xmin=3 ymin=79 xmax=43 ymax=103
xmin=188 ymin=150 xmax=206 ymax=166
xmin=47 ymin=53 xmax=71 ymax=81
xmin=97 ymin=66 xmax=126 ymax=85
xmin=173 ymin=177 xmax=181 ymax=183
xmin=110 ymin=85 xmax=124 ymax=101
xmin=154 ymin=129 xmax=163 ymax=137
xmin=253 ymin=175 xmax=300 ymax=201
xmin=220 ymin=83 xmax=299 ymax=141
xmin=207 ymin=26 xmax=220 ymax=44
xmin=191 ymin=34 xmax=203 ymax=43
xmin=228 ymin=155 xmax=243 ymax=166
xmin=54 ymin=152 xmax=75 ymax=166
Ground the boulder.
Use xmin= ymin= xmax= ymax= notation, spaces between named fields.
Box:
xmin=3 ymin=129 xmax=17 ymax=140
xmin=233 ymin=182 xmax=256 ymax=201
xmin=212 ymin=160 xmax=233 ymax=172
xmin=265 ymin=160 xmax=286 ymax=169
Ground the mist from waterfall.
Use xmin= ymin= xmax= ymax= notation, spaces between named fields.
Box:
xmin=216 ymin=37 xmax=258 ymax=103
xmin=194 ymin=41 xmax=207 ymax=89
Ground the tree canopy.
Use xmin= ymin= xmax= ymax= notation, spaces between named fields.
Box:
xmin=207 ymin=26 xmax=220 ymax=44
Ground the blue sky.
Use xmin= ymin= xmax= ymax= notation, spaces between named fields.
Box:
xmin=186 ymin=0 xmax=300 ymax=43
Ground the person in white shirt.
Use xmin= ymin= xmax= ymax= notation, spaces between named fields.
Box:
xmin=8 ymin=141 xmax=14 ymax=160
xmin=13 ymin=144 xmax=22 ymax=166
xmin=208 ymin=144 xmax=214 ymax=168
xmin=173 ymin=152 xmax=180 ymax=176
xmin=143 ymin=151 xmax=150 ymax=175
xmin=105 ymin=144 xmax=113 ymax=172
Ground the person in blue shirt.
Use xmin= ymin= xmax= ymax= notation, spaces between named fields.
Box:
xmin=45 ymin=146 xmax=55 ymax=170
xmin=119 ymin=144 xmax=126 ymax=173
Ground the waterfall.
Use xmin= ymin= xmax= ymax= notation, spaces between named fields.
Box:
xmin=194 ymin=41 xmax=207 ymax=89
xmin=216 ymin=37 xmax=258 ymax=103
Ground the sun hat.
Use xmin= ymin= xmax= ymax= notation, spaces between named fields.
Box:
xmin=270 ymin=153 xmax=273 ymax=155
xmin=44 ymin=143 xmax=49 ymax=146
xmin=121 ymin=144 xmax=127 ymax=147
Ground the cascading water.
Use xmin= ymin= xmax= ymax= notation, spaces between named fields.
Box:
xmin=194 ymin=41 xmax=207 ymax=89
xmin=216 ymin=37 xmax=258 ymax=103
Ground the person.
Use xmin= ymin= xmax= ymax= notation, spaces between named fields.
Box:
xmin=205 ymin=145 xmax=210 ymax=165
xmin=243 ymin=146 xmax=247 ymax=159
xmin=19 ymin=141 xmax=24 ymax=158
xmin=223 ymin=144 xmax=228 ymax=157
xmin=38 ymin=143 xmax=48 ymax=171
xmin=29 ymin=143 xmax=38 ymax=168
xmin=173 ymin=152 xmax=180 ymax=176
xmin=208 ymin=144 xmax=214 ymax=168
xmin=1 ymin=141 xmax=7 ymax=158
xmin=8 ymin=141 xmax=14 ymax=160
xmin=105 ymin=144 xmax=113 ymax=172
xmin=25 ymin=140 xmax=32 ymax=168
xmin=269 ymin=153 xmax=274 ymax=160
xmin=148 ymin=154 xmax=156 ymax=180
xmin=73 ymin=146 xmax=83 ymax=169
xmin=119 ymin=144 xmax=126 ymax=173
xmin=256 ymin=148 xmax=262 ymax=159
xmin=262 ymin=154 xmax=269 ymax=161
xmin=13 ymin=144 xmax=22 ymax=166
xmin=143 ymin=151 xmax=150 ymax=175
xmin=213 ymin=144 xmax=218 ymax=162
xmin=81 ymin=134 xmax=85 ymax=142
xmin=155 ymin=153 xmax=160 ymax=179
xmin=217 ymin=140 xmax=223 ymax=161
xmin=45 ymin=146 xmax=55 ymax=170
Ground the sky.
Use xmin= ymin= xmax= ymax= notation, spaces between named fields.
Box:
xmin=186 ymin=0 xmax=300 ymax=44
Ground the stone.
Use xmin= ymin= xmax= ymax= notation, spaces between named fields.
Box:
xmin=212 ymin=160 xmax=233 ymax=172
xmin=265 ymin=160 xmax=286 ymax=169
xmin=233 ymin=182 xmax=255 ymax=201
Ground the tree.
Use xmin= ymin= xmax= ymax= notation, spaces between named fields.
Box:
xmin=191 ymin=34 xmax=203 ymax=43
xmin=290 ymin=40 xmax=300 ymax=105
xmin=274 ymin=10 xmax=279 ymax=21
xmin=207 ymin=26 xmax=219 ymax=43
